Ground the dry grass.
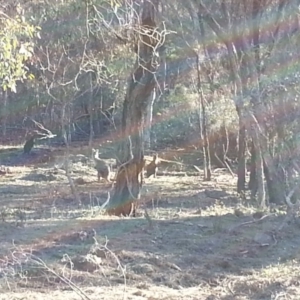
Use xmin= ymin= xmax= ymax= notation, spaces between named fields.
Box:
xmin=0 ymin=146 xmax=300 ymax=300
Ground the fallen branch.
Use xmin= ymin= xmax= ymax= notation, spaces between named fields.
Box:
xmin=228 ymin=214 xmax=273 ymax=233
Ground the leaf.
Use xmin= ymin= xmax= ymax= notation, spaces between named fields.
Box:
xmin=10 ymin=82 xmax=17 ymax=93
xmin=28 ymin=73 xmax=35 ymax=80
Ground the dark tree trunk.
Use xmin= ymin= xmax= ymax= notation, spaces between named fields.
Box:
xmin=23 ymin=136 xmax=35 ymax=154
xmin=248 ymin=140 xmax=257 ymax=196
xmin=144 ymin=89 xmax=156 ymax=150
xmin=236 ymin=108 xmax=246 ymax=193
xmin=197 ymin=12 xmax=212 ymax=180
xmin=195 ymin=53 xmax=211 ymax=181
xmin=202 ymin=106 xmax=211 ymax=181
xmin=106 ymin=0 xmax=161 ymax=216
xmin=88 ymin=72 xmax=94 ymax=148
xmin=252 ymin=128 xmax=266 ymax=208
xmin=263 ymin=160 xmax=285 ymax=205
xmin=2 ymin=90 xmax=8 ymax=137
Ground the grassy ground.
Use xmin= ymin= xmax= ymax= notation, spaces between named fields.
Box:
xmin=0 ymin=145 xmax=300 ymax=300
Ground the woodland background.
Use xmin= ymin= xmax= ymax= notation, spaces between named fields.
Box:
xmin=2 ymin=0 xmax=300 ymax=208
xmin=1 ymin=1 xmax=300 ymax=299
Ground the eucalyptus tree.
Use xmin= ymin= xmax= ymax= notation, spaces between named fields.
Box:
xmin=105 ymin=0 xmax=166 ymax=216
xmin=0 ymin=5 xmax=39 ymax=135
xmin=191 ymin=0 xmax=300 ymax=207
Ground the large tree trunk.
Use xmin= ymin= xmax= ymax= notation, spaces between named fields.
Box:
xmin=106 ymin=0 xmax=161 ymax=216
xmin=263 ymin=159 xmax=285 ymax=205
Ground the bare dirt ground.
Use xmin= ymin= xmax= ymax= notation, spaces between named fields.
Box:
xmin=0 ymin=145 xmax=300 ymax=300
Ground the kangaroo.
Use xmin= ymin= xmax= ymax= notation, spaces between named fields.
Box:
xmin=92 ymin=149 xmax=111 ymax=182
xmin=146 ymin=154 xmax=159 ymax=178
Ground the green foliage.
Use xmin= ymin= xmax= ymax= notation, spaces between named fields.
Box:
xmin=0 ymin=12 xmax=40 ymax=92
xmin=152 ymin=85 xmax=198 ymax=145
xmin=207 ymin=95 xmax=238 ymax=133
xmin=152 ymin=113 xmax=198 ymax=146
xmin=152 ymin=83 xmax=238 ymax=146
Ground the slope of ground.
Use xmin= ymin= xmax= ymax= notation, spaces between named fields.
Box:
xmin=0 ymin=146 xmax=299 ymax=300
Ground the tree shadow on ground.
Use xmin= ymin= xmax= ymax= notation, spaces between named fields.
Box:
xmin=0 ymin=166 xmax=298 ymax=298
xmin=1 ymin=205 xmax=299 ymax=299
xmin=144 ymin=184 xmax=239 ymax=211
xmin=0 ymin=147 xmax=56 ymax=166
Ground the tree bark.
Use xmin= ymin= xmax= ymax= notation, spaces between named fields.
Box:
xmin=106 ymin=0 xmax=161 ymax=216
xmin=252 ymin=128 xmax=266 ymax=207
xmin=263 ymin=159 xmax=285 ymax=205
xmin=88 ymin=72 xmax=94 ymax=148
xmin=2 ymin=90 xmax=8 ymax=137
xmin=197 ymin=15 xmax=212 ymax=180
xmin=195 ymin=53 xmax=211 ymax=180
xmin=237 ymin=108 xmax=246 ymax=193
xmin=144 ymin=88 xmax=156 ymax=150
xmin=248 ymin=140 xmax=257 ymax=197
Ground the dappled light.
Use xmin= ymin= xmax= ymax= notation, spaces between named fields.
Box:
xmin=1 ymin=0 xmax=300 ymax=299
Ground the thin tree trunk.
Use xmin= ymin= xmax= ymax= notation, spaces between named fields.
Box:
xmin=197 ymin=10 xmax=212 ymax=180
xmin=252 ymin=129 xmax=266 ymax=208
xmin=61 ymin=102 xmax=81 ymax=205
xmin=236 ymin=107 xmax=246 ymax=193
xmin=248 ymin=140 xmax=257 ymax=199
xmin=144 ymin=88 xmax=156 ymax=150
xmin=201 ymin=97 xmax=211 ymax=181
xmin=195 ymin=53 xmax=211 ymax=181
xmin=222 ymin=125 xmax=235 ymax=177
xmin=88 ymin=72 xmax=94 ymax=148
xmin=2 ymin=90 xmax=8 ymax=137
